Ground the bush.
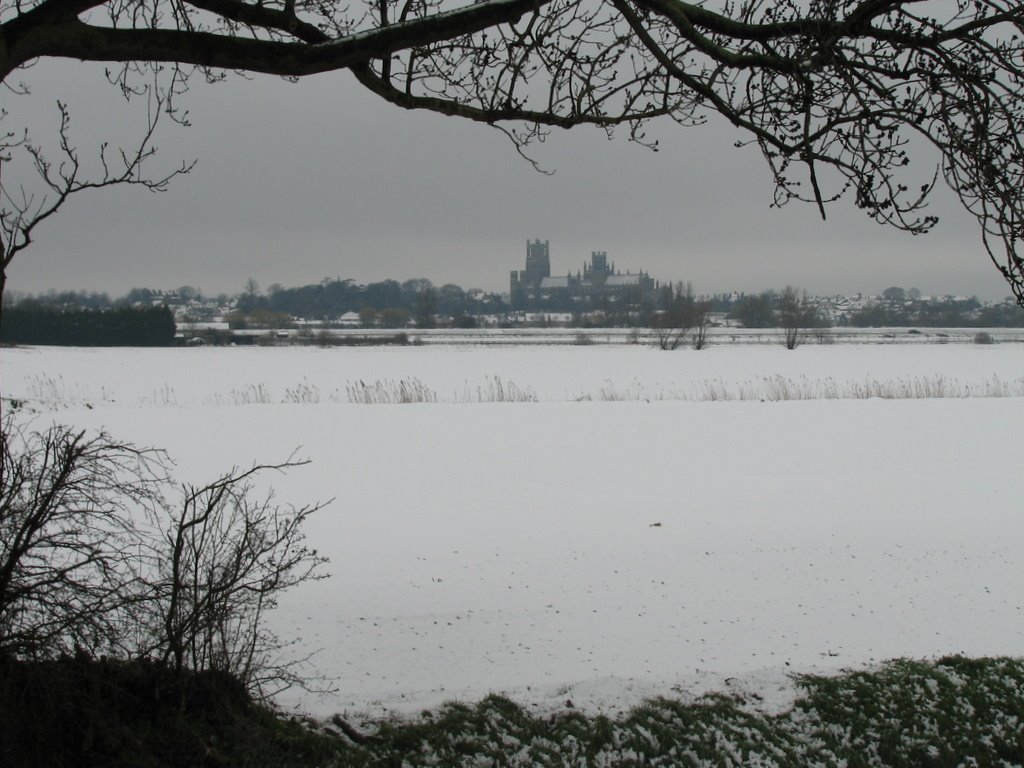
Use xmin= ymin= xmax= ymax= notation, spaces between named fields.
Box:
xmin=153 ymin=460 xmax=328 ymax=698
xmin=0 ymin=654 xmax=339 ymax=768
xmin=0 ymin=417 xmax=328 ymax=699
xmin=974 ymin=331 xmax=995 ymax=344
xmin=0 ymin=422 xmax=165 ymax=658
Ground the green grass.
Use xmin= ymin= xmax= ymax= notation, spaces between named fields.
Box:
xmin=332 ymin=657 xmax=1024 ymax=767
xmin=792 ymin=657 xmax=1024 ymax=767
xmin=3 ymin=655 xmax=1022 ymax=767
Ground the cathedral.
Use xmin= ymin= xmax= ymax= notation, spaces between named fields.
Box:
xmin=509 ymin=239 xmax=655 ymax=307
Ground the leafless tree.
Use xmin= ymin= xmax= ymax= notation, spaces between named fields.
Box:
xmin=691 ymin=299 xmax=711 ymax=350
xmin=0 ymin=68 xmax=194 ymax=328
xmin=0 ymin=416 xmax=329 ymax=698
xmin=652 ymin=280 xmax=694 ymax=350
xmin=779 ymin=285 xmax=811 ymax=350
xmin=2 ymin=1 xmax=1024 ymax=302
xmin=0 ymin=419 xmax=167 ymax=658
xmin=149 ymin=458 xmax=329 ymax=698
xmin=243 ymin=277 xmax=260 ymax=300
xmin=651 ymin=313 xmax=691 ymax=351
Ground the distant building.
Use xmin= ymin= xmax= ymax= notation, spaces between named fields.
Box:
xmin=538 ymin=276 xmax=572 ymax=295
xmin=584 ymin=251 xmax=612 ymax=286
xmin=510 ymin=241 xmax=654 ymax=308
xmin=510 ymin=239 xmax=551 ymax=299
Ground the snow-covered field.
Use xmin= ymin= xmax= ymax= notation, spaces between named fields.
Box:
xmin=2 ymin=343 xmax=1023 ymax=720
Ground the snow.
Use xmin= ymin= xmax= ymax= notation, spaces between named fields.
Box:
xmin=2 ymin=343 xmax=1023 ymax=721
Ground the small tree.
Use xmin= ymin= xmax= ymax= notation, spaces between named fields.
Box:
xmin=0 ymin=416 xmax=329 ymax=700
xmin=235 ymin=277 xmax=266 ymax=313
xmin=0 ymin=421 xmax=166 ymax=658
xmin=652 ymin=282 xmax=695 ymax=350
xmin=779 ymin=286 xmax=814 ymax=350
xmin=357 ymin=306 xmax=378 ymax=328
xmin=379 ymin=307 xmax=410 ymax=329
xmin=882 ymin=286 xmax=906 ymax=303
xmin=150 ymin=459 xmax=329 ymax=698
xmin=414 ymin=286 xmax=438 ymax=330
xmin=692 ymin=300 xmax=712 ymax=350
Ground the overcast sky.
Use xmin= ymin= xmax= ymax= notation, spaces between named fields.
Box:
xmin=5 ymin=58 xmax=1011 ymax=301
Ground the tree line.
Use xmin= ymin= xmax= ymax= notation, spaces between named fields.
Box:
xmin=7 ymin=279 xmax=1023 ymax=334
xmin=847 ymin=295 xmax=1024 ymax=328
xmin=243 ymin=278 xmax=504 ymax=327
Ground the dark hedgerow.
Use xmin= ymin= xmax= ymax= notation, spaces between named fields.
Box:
xmin=0 ymin=305 xmax=175 ymax=346
xmin=0 ymin=654 xmax=341 ymax=768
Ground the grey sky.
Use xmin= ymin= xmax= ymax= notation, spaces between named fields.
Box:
xmin=6 ymin=59 xmax=1009 ymax=301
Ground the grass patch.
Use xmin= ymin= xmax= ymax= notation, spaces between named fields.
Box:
xmin=329 ymin=657 xmax=1024 ymax=767
xmin=344 ymin=377 xmax=438 ymax=404
xmin=18 ymin=373 xmax=1024 ymax=411
xmin=792 ymin=657 xmax=1024 ymax=766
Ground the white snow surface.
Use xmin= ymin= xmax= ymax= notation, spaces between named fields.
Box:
xmin=2 ymin=344 xmax=1023 ymax=721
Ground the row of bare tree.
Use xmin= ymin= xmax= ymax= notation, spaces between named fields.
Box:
xmin=652 ymin=283 xmax=816 ymax=350
xmin=0 ymin=418 xmax=328 ymax=699
xmin=650 ymin=285 xmax=710 ymax=351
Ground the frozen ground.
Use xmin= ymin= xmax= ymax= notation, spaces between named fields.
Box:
xmin=2 ymin=343 xmax=1023 ymax=721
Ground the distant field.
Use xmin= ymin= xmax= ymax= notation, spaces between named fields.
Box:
xmin=6 ymin=342 xmax=1024 ymax=407
xmin=2 ymin=343 xmax=1022 ymax=721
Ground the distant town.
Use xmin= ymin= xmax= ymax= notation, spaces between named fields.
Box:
xmin=4 ymin=239 xmax=1023 ymax=345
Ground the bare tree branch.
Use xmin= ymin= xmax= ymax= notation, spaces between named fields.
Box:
xmin=0 ymin=418 xmax=168 ymax=657
xmin=0 ymin=62 xmax=193 ymax=340
xmin=1 ymin=0 xmax=1023 ymax=302
xmin=0 ymin=415 xmax=331 ymax=698
xmin=148 ymin=456 xmax=330 ymax=699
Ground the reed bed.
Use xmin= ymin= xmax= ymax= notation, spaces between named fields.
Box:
xmin=13 ymin=373 xmax=1024 ymax=411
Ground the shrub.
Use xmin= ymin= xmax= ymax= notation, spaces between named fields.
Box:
xmin=0 ymin=421 xmax=166 ymax=658
xmin=0 ymin=417 xmax=329 ymax=700
xmin=151 ymin=460 xmax=329 ymax=699
xmin=0 ymin=654 xmax=339 ymax=768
